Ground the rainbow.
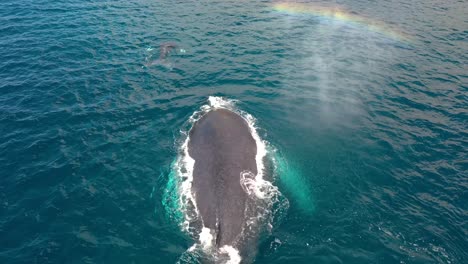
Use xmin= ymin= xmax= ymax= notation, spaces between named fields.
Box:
xmin=273 ymin=2 xmax=412 ymax=43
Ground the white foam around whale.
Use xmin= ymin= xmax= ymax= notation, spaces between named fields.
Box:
xmin=220 ymin=245 xmax=242 ymax=264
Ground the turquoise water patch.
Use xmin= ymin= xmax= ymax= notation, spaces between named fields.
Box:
xmin=162 ymin=159 xmax=185 ymax=226
xmin=272 ymin=151 xmax=315 ymax=215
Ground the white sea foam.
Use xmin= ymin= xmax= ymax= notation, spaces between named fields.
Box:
xmin=208 ymin=96 xmax=236 ymax=109
xmin=220 ymin=245 xmax=242 ymax=264
xmin=176 ymin=136 xmax=197 ymax=232
xmin=199 ymin=227 xmax=214 ymax=250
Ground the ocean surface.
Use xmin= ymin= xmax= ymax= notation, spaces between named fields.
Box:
xmin=0 ymin=0 xmax=466 ymax=263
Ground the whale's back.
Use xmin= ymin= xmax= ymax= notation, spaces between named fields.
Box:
xmin=188 ymin=109 xmax=257 ymax=247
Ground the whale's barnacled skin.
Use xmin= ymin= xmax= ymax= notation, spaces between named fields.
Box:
xmin=188 ymin=109 xmax=257 ymax=247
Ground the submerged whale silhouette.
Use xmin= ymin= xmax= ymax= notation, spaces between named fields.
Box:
xmin=188 ymin=109 xmax=257 ymax=249
xmin=158 ymin=42 xmax=178 ymax=61
xmin=147 ymin=42 xmax=178 ymax=68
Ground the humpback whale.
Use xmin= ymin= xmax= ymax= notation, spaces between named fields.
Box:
xmin=146 ymin=42 xmax=178 ymax=68
xmin=188 ymin=108 xmax=257 ymax=249
xmin=158 ymin=42 xmax=178 ymax=61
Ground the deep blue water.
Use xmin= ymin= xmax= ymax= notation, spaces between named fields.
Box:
xmin=0 ymin=0 xmax=467 ymax=263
